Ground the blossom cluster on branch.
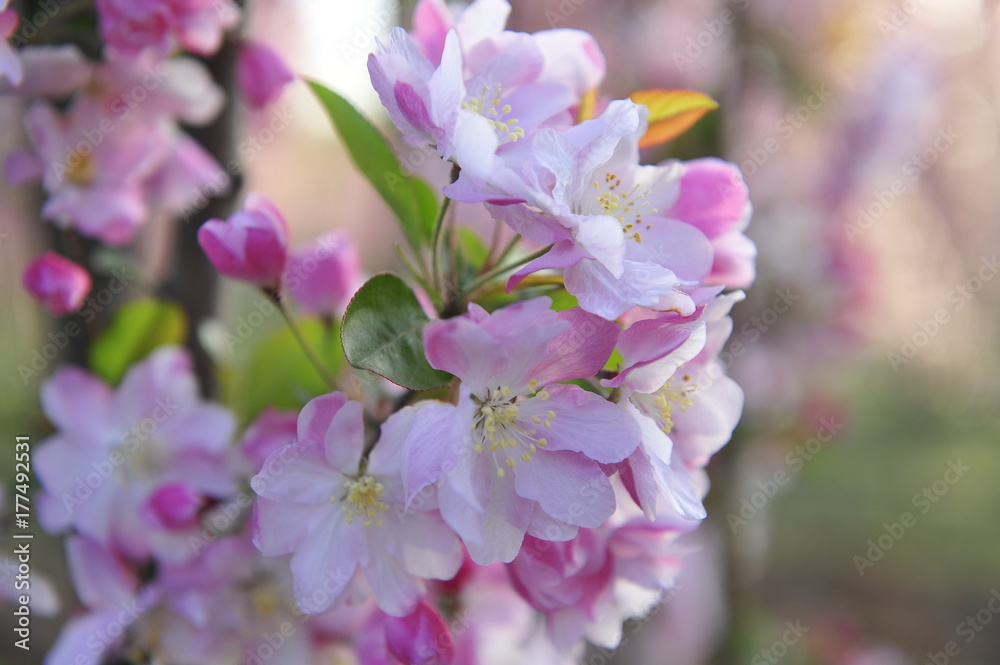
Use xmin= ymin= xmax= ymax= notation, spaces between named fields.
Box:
xmin=8 ymin=0 xmax=756 ymax=663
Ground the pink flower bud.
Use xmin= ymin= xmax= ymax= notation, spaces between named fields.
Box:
xmin=143 ymin=483 xmax=204 ymax=530
xmin=286 ymin=231 xmax=362 ymax=317
xmin=384 ymin=600 xmax=454 ymax=665
xmin=236 ymin=41 xmax=294 ymax=109
xmin=22 ymin=252 xmax=92 ymax=315
xmin=198 ymin=192 xmax=290 ymax=288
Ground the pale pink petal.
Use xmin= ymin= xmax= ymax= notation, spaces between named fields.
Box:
xmin=40 ymin=367 xmax=115 ymax=445
xmin=513 ymin=450 xmax=616 ymax=528
xmin=519 ymin=385 xmax=639 ymax=463
xmin=529 ymin=308 xmax=619 ymax=385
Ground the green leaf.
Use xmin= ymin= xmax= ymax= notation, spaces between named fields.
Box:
xmin=548 ymin=289 xmax=579 ymax=312
xmin=341 ymin=273 xmax=451 ymax=390
xmin=234 ymin=318 xmax=344 ymax=422
xmin=307 ymin=79 xmax=438 ymax=250
xmin=458 ymin=229 xmax=490 ymax=268
xmin=90 ymin=298 xmax=188 ymax=385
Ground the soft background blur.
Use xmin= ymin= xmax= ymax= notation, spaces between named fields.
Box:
xmin=3 ymin=0 xmax=1000 ymax=663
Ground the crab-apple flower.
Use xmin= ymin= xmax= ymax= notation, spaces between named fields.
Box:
xmin=508 ymin=506 xmax=693 ymax=652
xmin=198 ymin=193 xmax=290 ymax=288
xmin=46 ymin=536 xmax=158 ymax=665
xmin=490 ymin=100 xmax=715 ymax=319
xmin=286 ymin=231 xmax=363 ymax=317
xmin=236 ymin=41 xmax=295 ymax=109
xmin=0 ymin=7 xmax=21 ymax=86
xmin=96 ymin=0 xmax=240 ymax=58
xmin=15 ymin=101 xmax=168 ymax=244
xmin=369 ymin=0 xmax=603 ymax=186
xmin=22 ymin=252 xmax=92 ymax=315
xmin=402 ymin=298 xmax=639 ymax=565
xmin=251 ymin=392 xmax=464 ymax=617
xmin=33 ymin=347 xmax=237 ymax=563
xmin=667 ymin=158 xmax=756 ymax=289
xmin=613 ymin=293 xmax=745 ymax=519
xmin=410 ymin=0 xmax=605 ymax=98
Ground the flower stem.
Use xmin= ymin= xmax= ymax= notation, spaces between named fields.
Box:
xmin=461 ymin=244 xmax=554 ymax=298
xmin=268 ymin=290 xmax=338 ymax=391
xmin=491 ymin=235 xmax=521 ymax=270
xmin=431 ymin=165 xmax=461 ymax=301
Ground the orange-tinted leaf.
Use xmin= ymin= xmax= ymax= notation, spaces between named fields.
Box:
xmin=628 ymin=89 xmax=719 ymax=148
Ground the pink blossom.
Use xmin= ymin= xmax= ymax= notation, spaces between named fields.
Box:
xmin=34 ymin=347 xmax=237 ymax=563
xmin=488 ymin=100 xmax=716 ymax=320
xmin=198 ymin=192 xmax=290 ymax=288
xmin=236 ymin=40 xmax=295 ymax=109
xmin=401 ymin=298 xmax=639 ymax=564
xmin=368 ymin=1 xmax=603 ymax=186
xmin=250 ymin=392 xmax=464 ymax=616
xmin=96 ymin=0 xmax=240 ymax=58
xmin=47 ymin=536 xmax=158 ymax=665
xmin=11 ymin=101 xmax=169 ymax=244
xmin=410 ymin=0 xmax=605 ymax=98
xmin=613 ymin=293 xmax=745 ymax=519
xmin=667 ymin=158 xmax=756 ymax=289
xmin=507 ymin=494 xmax=694 ymax=651
xmin=0 ymin=8 xmax=21 ymax=85
xmin=446 ymin=564 xmax=583 ymax=665
xmin=286 ymin=230 xmax=363 ymax=317
xmin=22 ymin=252 xmax=92 ymax=315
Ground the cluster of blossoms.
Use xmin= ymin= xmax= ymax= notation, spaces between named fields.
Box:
xmin=4 ymin=0 xmax=293 ymax=314
xmin=23 ymin=0 xmax=756 ymax=663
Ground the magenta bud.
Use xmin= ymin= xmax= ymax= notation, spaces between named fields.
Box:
xmin=197 ymin=192 xmax=290 ymax=288
xmin=384 ymin=600 xmax=454 ymax=665
xmin=144 ymin=482 xmax=204 ymax=530
xmin=22 ymin=251 xmax=92 ymax=315
xmin=236 ymin=40 xmax=294 ymax=109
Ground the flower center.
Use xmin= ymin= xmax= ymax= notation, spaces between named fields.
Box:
xmin=113 ymin=437 xmax=168 ymax=488
xmin=251 ymin=585 xmax=280 ymax=619
xmin=463 ymin=83 xmax=525 ymax=144
xmin=591 ymin=172 xmax=657 ymax=243
xmin=66 ymin=153 xmax=96 ymax=186
xmin=634 ymin=374 xmax=697 ymax=434
xmin=471 ymin=384 xmax=553 ymax=478
xmin=339 ymin=475 xmax=388 ymax=527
